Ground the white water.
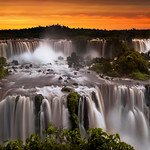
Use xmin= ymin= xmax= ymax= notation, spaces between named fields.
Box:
xmin=0 ymin=40 xmax=150 ymax=150
xmin=0 ymin=84 xmax=149 ymax=150
xmin=1 ymin=38 xmax=150 ymax=59
xmin=0 ymin=39 xmax=73 ymax=59
xmin=87 ymin=38 xmax=107 ymax=58
xmin=132 ymin=39 xmax=150 ymax=53
xmin=11 ymin=41 xmax=65 ymax=65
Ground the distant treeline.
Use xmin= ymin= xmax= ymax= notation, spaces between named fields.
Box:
xmin=0 ymin=25 xmax=150 ymax=40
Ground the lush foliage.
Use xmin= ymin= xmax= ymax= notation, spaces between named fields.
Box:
xmin=130 ymin=71 xmax=150 ymax=81
xmin=0 ymin=124 xmax=134 ymax=150
xmin=0 ymin=57 xmax=8 ymax=79
xmin=67 ymin=52 xmax=85 ymax=70
xmin=67 ymin=92 xmax=80 ymax=129
xmin=90 ymin=44 xmax=150 ymax=80
xmin=0 ymin=24 xmax=149 ymax=39
xmin=115 ymin=49 xmax=149 ymax=74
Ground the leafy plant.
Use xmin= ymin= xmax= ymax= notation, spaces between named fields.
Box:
xmin=1 ymin=124 xmax=134 ymax=150
xmin=67 ymin=92 xmax=80 ymax=129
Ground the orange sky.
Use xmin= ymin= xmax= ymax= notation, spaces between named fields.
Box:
xmin=0 ymin=0 xmax=150 ymax=30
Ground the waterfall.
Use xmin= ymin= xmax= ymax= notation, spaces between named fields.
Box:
xmin=87 ymin=38 xmax=150 ymax=58
xmin=0 ymin=39 xmax=73 ymax=59
xmin=0 ymin=95 xmax=35 ymax=142
xmin=1 ymin=38 xmax=150 ymax=59
xmin=0 ymin=84 xmax=149 ymax=149
xmin=87 ymin=38 xmax=107 ymax=58
xmin=132 ymin=39 xmax=150 ymax=53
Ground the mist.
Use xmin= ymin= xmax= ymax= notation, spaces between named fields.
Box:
xmin=10 ymin=41 xmax=65 ymax=65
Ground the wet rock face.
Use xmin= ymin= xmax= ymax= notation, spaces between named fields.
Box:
xmin=11 ymin=60 xmax=19 ymax=66
xmin=74 ymin=72 xmax=77 ymax=75
xmin=34 ymin=94 xmax=44 ymax=113
xmin=91 ymin=91 xmax=99 ymax=109
xmin=25 ymin=66 xmax=30 ymax=69
xmin=83 ymin=96 xmax=89 ymax=131
xmin=58 ymin=56 xmax=64 ymax=60
xmin=73 ymin=83 xmax=78 ymax=86
xmin=34 ymin=94 xmax=44 ymax=134
xmin=37 ymin=70 xmax=42 ymax=72
xmin=58 ymin=76 xmax=63 ymax=80
xmin=61 ymin=86 xmax=74 ymax=93
xmin=145 ymin=85 xmax=150 ymax=106
xmin=29 ymin=64 xmax=33 ymax=68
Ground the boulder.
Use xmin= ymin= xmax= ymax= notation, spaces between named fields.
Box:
xmin=61 ymin=86 xmax=74 ymax=92
xmin=73 ymin=83 xmax=78 ymax=86
xmin=12 ymin=60 xmax=19 ymax=66
xmin=58 ymin=76 xmax=63 ymax=80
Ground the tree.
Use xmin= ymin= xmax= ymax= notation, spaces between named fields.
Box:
xmin=115 ymin=49 xmax=149 ymax=74
xmin=1 ymin=125 xmax=134 ymax=150
xmin=67 ymin=52 xmax=85 ymax=69
xmin=67 ymin=92 xmax=80 ymax=129
xmin=87 ymin=128 xmax=134 ymax=150
xmin=0 ymin=57 xmax=8 ymax=79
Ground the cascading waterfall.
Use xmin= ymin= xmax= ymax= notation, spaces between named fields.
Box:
xmin=98 ymin=84 xmax=149 ymax=149
xmin=0 ymin=84 xmax=149 ymax=149
xmin=0 ymin=40 xmax=39 ymax=58
xmin=0 ymin=95 xmax=35 ymax=142
xmin=87 ymin=38 xmax=150 ymax=58
xmin=0 ymin=39 xmax=73 ymax=59
xmin=132 ymin=39 xmax=150 ymax=53
xmin=0 ymin=37 xmax=150 ymax=150
xmin=87 ymin=39 xmax=107 ymax=58
xmin=1 ymin=38 xmax=150 ymax=59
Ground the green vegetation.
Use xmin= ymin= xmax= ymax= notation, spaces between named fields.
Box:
xmin=67 ymin=52 xmax=85 ymax=70
xmin=116 ymin=49 xmax=149 ymax=74
xmin=0 ymin=124 xmax=134 ymax=150
xmin=67 ymin=92 xmax=80 ymax=129
xmin=0 ymin=57 xmax=8 ymax=79
xmin=0 ymin=24 xmax=150 ymax=39
xmin=90 ymin=44 xmax=150 ymax=80
xmin=130 ymin=71 xmax=150 ymax=81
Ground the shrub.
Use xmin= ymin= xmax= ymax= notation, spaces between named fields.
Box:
xmin=130 ymin=71 xmax=150 ymax=81
xmin=0 ymin=57 xmax=6 ymax=66
xmin=67 ymin=52 xmax=85 ymax=69
xmin=90 ymin=46 xmax=150 ymax=80
xmin=1 ymin=125 xmax=134 ymax=150
xmin=67 ymin=92 xmax=80 ymax=129
xmin=116 ymin=50 xmax=149 ymax=74
xmin=0 ymin=57 xmax=8 ymax=79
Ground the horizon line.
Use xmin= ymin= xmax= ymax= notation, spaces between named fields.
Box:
xmin=0 ymin=24 xmax=150 ymax=31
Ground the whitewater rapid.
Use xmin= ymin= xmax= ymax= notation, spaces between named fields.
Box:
xmin=0 ymin=42 xmax=150 ymax=150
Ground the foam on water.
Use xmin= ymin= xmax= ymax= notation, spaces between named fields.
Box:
xmin=10 ymin=41 xmax=65 ymax=65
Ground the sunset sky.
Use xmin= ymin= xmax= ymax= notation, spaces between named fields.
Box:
xmin=0 ymin=0 xmax=150 ymax=30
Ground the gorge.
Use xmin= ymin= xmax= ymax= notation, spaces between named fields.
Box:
xmin=0 ymin=38 xmax=150 ymax=150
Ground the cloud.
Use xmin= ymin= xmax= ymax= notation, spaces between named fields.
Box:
xmin=1 ymin=0 xmax=150 ymax=6
xmin=0 ymin=0 xmax=149 ymax=29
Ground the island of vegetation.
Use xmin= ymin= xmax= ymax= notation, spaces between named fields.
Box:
xmin=67 ymin=41 xmax=150 ymax=81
